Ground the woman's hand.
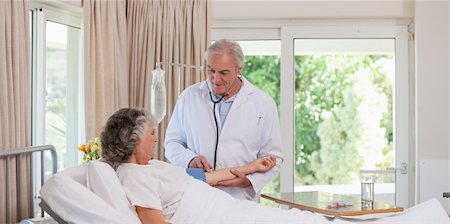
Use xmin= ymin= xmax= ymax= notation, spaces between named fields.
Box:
xmin=251 ymin=155 xmax=276 ymax=172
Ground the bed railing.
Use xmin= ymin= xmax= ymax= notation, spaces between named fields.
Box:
xmin=0 ymin=145 xmax=57 ymax=219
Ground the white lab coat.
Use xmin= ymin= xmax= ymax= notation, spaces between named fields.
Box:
xmin=164 ymin=77 xmax=284 ymax=201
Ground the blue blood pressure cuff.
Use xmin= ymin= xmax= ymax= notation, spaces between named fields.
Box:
xmin=186 ymin=168 xmax=206 ymax=182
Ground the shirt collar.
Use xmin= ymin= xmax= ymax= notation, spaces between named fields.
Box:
xmin=212 ymin=78 xmax=244 ymax=102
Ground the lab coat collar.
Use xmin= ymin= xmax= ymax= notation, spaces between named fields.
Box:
xmin=229 ymin=77 xmax=256 ymax=112
xmin=197 ymin=77 xmax=256 ymax=105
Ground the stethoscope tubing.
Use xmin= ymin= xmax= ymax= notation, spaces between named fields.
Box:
xmin=209 ymin=91 xmax=224 ymax=170
xmin=205 ymin=76 xmax=241 ymax=170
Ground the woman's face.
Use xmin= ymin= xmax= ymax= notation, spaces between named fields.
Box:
xmin=135 ymin=122 xmax=157 ymax=164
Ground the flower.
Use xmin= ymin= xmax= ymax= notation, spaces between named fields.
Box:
xmin=78 ymin=137 xmax=101 ymax=164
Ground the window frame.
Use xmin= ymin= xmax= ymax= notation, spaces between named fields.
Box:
xmin=29 ymin=1 xmax=83 ymax=208
xmin=212 ymin=20 xmax=415 ymax=207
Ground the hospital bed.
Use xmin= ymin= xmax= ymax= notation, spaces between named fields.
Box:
xmin=0 ymin=145 xmax=57 ymax=223
xmin=38 ymin=160 xmax=450 ymax=224
xmin=4 ymin=146 xmax=449 ymax=223
xmin=0 ymin=145 xmax=140 ymax=223
xmin=38 ymin=160 xmax=141 ymax=223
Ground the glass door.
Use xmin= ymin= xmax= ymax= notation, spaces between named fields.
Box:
xmin=279 ymin=26 xmax=413 ymax=207
xmin=293 ymin=38 xmax=395 ymax=204
xmin=30 ymin=4 xmax=82 ymax=216
xmin=31 ymin=8 xmax=82 ymax=172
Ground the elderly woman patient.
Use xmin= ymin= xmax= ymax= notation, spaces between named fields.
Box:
xmin=100 ymin=108 xmax=450 ymax=224
xmin=100 ymin=108 xmax=285 ymax=223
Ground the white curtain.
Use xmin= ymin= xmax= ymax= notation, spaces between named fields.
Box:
xmin=83 ymin=0 xmax=129 ymax=139
xmin=0 ymin=0 xmax=32 ymax=223
xmin=83 ymin=0 xmax=209 ymax=158
xmin=127 ymin=0 xmax=209 ymax=159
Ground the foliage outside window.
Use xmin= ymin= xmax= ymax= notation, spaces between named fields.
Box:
xmin=294 ymin=55 xmax=393 ymax=185
xmin=243 ymin=54 xmax=393 ymax=194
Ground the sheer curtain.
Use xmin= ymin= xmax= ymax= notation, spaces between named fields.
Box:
xmin=83 ymin=0 xmax=129 ymax=139
xmin=0 ymin=0 xmax=31 ymax=223
xmin=127 ymin=0 xmax=209 ymax=159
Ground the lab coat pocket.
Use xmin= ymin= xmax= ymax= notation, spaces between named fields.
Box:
xmin=243 ymin=115 xmax=263 ymax=152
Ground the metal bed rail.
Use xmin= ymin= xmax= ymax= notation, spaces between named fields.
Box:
xmin=0 ymin=145 xmax=57 ymax=220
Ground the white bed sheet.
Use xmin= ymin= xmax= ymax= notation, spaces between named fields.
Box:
xmin=171 ymin=179 xmax=450 ymax=224
xmin=40 ymin=163 xmax=450 ymax=224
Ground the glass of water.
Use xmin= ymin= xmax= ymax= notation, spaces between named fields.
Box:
xmin=360 ymin=172 xmax=375 ymax=209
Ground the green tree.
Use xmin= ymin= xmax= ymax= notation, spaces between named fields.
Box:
xmin=313 ymin=69 xmax=388 ymax=184
xmin=369 ymin=57 xmax=394 ymax=170
xmin=294 ymin=55 xmax=366 ymax=184
xmin=244 ymin=56 xmax=281 ymax=105
xmin=243 ymin=54 xmax=393 ymax=187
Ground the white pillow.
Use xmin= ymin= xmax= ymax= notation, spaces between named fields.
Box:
xmin=87 ymin=160 xmax=141 ymax=224
xmin=57 ymin=163 xmax=87 ymax=185
xmin=40 ymin=168 xmax=129 ymax=224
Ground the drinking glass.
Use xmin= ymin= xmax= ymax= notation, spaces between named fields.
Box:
xmin=361 ymin=172 xmax=375 ymax=209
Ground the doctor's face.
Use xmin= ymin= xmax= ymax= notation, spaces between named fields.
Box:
xmin=207 ymin=54 xmax=242 ymax=96
xmin=135 ymin=122 xmax=157 ymax=164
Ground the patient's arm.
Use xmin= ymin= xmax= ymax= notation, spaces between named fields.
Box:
xmin=205 ymin=156 xmax=276 ymax=186
xmin=135 ymin=206 xmax=171 ymax=224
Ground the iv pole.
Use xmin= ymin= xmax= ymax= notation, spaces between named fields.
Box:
xmin=155 ymin=62 xmax=203 ymax=96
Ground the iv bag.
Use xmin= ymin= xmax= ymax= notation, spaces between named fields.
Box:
xmin=150 ymin=69 xmax=166 ymax=124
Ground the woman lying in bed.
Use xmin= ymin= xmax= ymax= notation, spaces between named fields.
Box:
xmin=100 ymin=108 xmax=449 ymax=224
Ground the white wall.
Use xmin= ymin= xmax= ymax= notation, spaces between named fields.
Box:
xmin=447 ymin=0 xmax=450 ymax=164
xmin=415 ymin=1 xmax=449 ymax=160
xmin=212 ymin=0 xmax=449 ymax=212
xmin=211 ymin=1 xmax=414 ymax=20
xmin=415 ymin=1 xmax=449 ymax=212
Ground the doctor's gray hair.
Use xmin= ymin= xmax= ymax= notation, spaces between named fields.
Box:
xmin=100 ymin=108 xmax=156 ymax=169
xmin=205 ymin=39 xmax=244 ymax=68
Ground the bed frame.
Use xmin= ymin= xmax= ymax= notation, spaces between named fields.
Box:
xmin=0 ymin=145 xmax=57 ymax=221
xmin=39 ymin=199 xmax=68 ymax=224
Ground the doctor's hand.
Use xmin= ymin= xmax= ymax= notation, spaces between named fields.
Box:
xmin=215 ymin=169 xmax=252 ymax=188
xmin=188 ymin=155 xmax=213 ymax=172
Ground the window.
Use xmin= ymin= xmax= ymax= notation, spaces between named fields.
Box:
xmin=30 ymin=3 xmax=83 ymax=208
xmin=213 ymin=22 xmax=414 ymax=207
xmin=281 ymin=26 xmax=413 ymax=207
xmin=292 ymin=39 xmax=395 ymax=204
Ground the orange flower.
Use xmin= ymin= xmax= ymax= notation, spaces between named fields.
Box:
xmin=78 ymin=144 xmax=86 ymax=152
xmin=78 ymin=137 xmax=101 ymax=164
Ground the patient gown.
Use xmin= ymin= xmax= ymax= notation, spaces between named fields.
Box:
xmin=117 ymin=160 xmax=450 ymax=224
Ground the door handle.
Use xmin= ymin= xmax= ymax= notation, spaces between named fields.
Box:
xmin=386 ymin=162 xmax=407 ymax=174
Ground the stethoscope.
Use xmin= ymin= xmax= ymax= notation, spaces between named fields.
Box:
xmin=205 ymin=75 xmax=242 ymax=170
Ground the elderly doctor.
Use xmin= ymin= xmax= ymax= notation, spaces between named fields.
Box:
xmin=165 ymin=39 xmax=284 ymax=201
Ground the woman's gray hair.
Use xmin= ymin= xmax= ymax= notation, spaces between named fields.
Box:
xmin=205 ymin=39 xmax=244 ymax=68
xmin=100 ymin=108 xmax=156 ymax=169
